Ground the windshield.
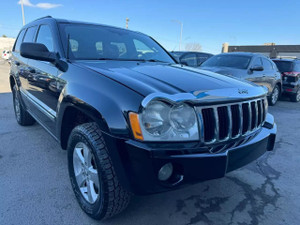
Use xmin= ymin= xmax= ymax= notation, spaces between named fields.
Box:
xmin=59 ymin=23 xmax=175 ymax=63
xmin=201 ymin=54 xmax=251 ymax=69
xmin=273 ymin=61 xmax=293 ymax=72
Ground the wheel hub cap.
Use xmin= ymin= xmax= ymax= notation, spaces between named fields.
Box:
xmin=73 ymin=142 xmax=100 ymax=204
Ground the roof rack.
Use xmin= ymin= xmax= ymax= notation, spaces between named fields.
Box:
xmin=277 ymin=56 xmax=298 ymax=59
xmin=33 ymin=16 xmax=52 ymax=22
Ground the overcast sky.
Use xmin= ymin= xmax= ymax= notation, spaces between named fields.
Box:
xmin=0 ymin=0 xmax=299 ymax=54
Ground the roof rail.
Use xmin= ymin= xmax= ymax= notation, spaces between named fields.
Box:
xmin=33 ymin=16 xmax=52 ymax=22
xmin=278 ymin=56 xmax=298 ymax=59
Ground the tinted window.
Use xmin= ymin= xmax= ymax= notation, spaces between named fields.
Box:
xmin=23 ymin=26 xmax=37 ymax=42
xmin=59 ymin=24 xmax=174 ymax=63
xmin=14 ymin=29 xmax=26 ymax=52
xmin=293 ymin=62 xmax=300 ymax=71
xmin=36 ymin=25 xmax=54 ymax=52
xmin=273 ymin=61 xmax=293 ymax=72
xmin=197 ymin=53 xmax=212 ymax=65
xmin=252 ymin=57 xmax=263 ymax=66
xmin=180 ymin=53 xmax=197 ymax=67
xmin=262 ymin=58 xmax=273 ymax=70
xmin=201 ymin=54 xmax=251 ymax=69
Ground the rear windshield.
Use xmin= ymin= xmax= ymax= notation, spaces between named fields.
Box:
xmin=273 ymin=61 xmax=293 ymax=72
xmin=201 ymin=54 xmax=251 ymax=69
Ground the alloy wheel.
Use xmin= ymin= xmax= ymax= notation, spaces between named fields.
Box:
xmin=272 ymin=86 xmax=279 ymax=105
xmin=73 ymin=142 xmax=100 ymax=204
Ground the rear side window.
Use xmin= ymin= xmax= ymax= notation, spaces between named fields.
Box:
xmin=36 ymin=25 xmax=54 ymax=52
xmin=23 ymin=26 xmax=37 ymax=42
xmin=262 ymin=58 xmax=273 ymax=70
xmin=14 ymin=29 xmax=26 ymax=52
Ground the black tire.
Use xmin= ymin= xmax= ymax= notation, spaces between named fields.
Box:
xmin=12 ymin=85 xmax=35 ymax=126
xmin=67 ymin=122 xmax=131 ymax=220
xmin=268 ymin=84 xmax=280 ymax=106
xmin=290 ymin=89 xmax=300 ymax=102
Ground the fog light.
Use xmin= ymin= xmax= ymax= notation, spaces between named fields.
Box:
xmin=158 ymin=163 xmax=173 ymax=181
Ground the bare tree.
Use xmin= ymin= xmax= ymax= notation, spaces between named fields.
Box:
xmin=185 ymin=42 xmax=202 ymax=52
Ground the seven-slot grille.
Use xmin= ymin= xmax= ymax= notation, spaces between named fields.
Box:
xmin=197 ymin=98 xmax=267 ymax=144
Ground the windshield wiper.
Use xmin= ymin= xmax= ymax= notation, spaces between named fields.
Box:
xmin=97 ymin=58 xmax=169 ymax=63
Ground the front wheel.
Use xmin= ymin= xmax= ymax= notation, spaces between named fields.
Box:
xmin=67 ymin=122 xmax=131 ymax=220
xmin=268 ymin=84 xmax=280 ymax=106
xmin=290 ymin=89 xmax=300 ymax=102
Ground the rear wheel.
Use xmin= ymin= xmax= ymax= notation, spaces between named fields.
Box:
xmin=290 ymin=89 xmax=300 ymax=102
xmin=268 ymin=84 xmax=280 ymax=106
xmin=67 ymin=122 xmax=131 ymax=220
xmin=12 ymin=85 xmax=35 ymax=126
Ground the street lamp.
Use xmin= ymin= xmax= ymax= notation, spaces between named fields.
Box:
xmin=172 ymin=20 xmax=183 ymax=51
xmin=20 ymin=0 xmax=25 ymax=25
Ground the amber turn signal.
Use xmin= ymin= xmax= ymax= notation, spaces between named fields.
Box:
xmin=129 ymin=112 xmax=144 ymax=141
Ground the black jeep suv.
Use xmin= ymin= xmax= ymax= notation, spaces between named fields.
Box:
xmin=10 ymin=17 xmax=277 ymax=220
xmin=272 ymin=58 xmax=300 ymax=102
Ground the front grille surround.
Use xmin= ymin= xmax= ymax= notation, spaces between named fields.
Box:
xmin=196 ymin=98 xmax=267 ymax=145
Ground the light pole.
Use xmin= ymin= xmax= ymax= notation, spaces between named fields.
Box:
xmin=172 ymin=20 xmax=183 ymax=51
xmin=126 ymin=18 xmax=129 ymax=29
xmin=21 ymin=0 xmax=25 ymax=25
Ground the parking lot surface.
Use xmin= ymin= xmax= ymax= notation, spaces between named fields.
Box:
xmin=1 ymin=60 xmax=300 ymax=225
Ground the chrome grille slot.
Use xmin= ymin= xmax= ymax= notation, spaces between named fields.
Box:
xmin=230 ymin=105 xmax=240 ymax=137
xmin=202 ymin=108 xmax=216 ymax=142
xmin=217 ymin=106 xmax=229 ymax=140
xmin=196 ymin=98 xmax=266 ymax=145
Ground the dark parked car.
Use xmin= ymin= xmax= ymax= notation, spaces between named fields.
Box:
xmin=170 ymin=51 xmax=213 ymax=67
xmin=272 ymin=58 xmax=300 ymax=102
xmin=200 ymin=52 xmax=282 ymax=105
xmin=10 ymin=17 xmax=277 ymax=220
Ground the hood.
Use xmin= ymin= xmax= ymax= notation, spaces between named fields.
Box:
xmin=75 ymin=61 xmax=266 ymax=102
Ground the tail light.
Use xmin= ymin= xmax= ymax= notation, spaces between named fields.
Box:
xmin=283 ymin=72 xmax=300 ymax=77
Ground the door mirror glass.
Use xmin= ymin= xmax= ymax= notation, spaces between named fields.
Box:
xmin=250 ymin=65 xmax=264 ymax=71
xmin=20 ymin=42 xmax=56 ymax=62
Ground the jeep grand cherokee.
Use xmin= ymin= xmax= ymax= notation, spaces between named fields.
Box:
xmin=9 ymin=16 xmax=277 ymax=220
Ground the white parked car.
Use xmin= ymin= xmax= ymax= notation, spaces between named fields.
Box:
xmin=2 ymin=50 xmax=11 ymax=60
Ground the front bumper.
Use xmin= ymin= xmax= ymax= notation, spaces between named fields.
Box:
xmin=103 ymin=114 xmax=277 ymax=195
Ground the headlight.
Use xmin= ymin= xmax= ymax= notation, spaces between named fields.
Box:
xmin=129 ymin=100 xmax=199 ymax=141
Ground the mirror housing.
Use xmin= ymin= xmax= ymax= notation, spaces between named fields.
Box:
xmin=20 ymin=42 xmax=68 ymax=72
xmin=250 ymin=65 xmax=264 ymax=72
xmin=21 ymin=42 xmax=56 ymax=62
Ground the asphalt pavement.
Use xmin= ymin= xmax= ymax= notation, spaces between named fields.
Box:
xmin=0 ymin=60 xmax=300 ymax=225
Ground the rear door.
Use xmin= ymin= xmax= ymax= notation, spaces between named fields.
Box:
xmin=11 ymin=29 xmax=28 ymax=93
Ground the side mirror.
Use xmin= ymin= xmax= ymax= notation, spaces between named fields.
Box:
xmin=20 ymin=42 xmax=68 ymax=72
xmin=20 ymin=42 xmax=56 ymax=62
xmin=250 ymin=65 xmax=264 ymax=72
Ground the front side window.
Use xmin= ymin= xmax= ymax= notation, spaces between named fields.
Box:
xmin=201 ymin=54 xmax=251 ymax=69
xmin=14 ymin=29 xmax=26 ymax=52
xmin=23 ymin=26 xmax=37 ymax=43
xmin=36 ymin=25 xmax=54 ymax=52
xmin=252 ymin=57 xmax=263 ymax=66
xmin=262 ymin=58 xmax=273 ymax=70
xmin=59 ymin=23 xmax=175 ymax=63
